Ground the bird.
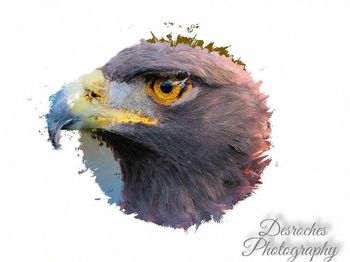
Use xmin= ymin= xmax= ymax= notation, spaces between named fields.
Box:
xmin=47 ymin=34 xmax=271 ymax=229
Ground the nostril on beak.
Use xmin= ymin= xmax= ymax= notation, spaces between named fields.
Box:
xmin=91 ymin=90 xmax=100 ymax=98
xmin=84 ymin=89 xmax=103 ymax=102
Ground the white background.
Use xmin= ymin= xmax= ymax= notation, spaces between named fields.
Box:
xmin=0 ymin=0 xmax=349 ymax=261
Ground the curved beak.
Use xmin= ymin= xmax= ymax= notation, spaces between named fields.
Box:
xmin=47 ymin=87 xmax=81 ymax=148
xmin=46 ymin=70 xmax=158 ymax=149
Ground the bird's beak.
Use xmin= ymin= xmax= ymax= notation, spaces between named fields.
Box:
xmin=47 ymin=69 xmax=158 ymax=148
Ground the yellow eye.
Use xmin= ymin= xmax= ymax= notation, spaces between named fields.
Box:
xmin=145 ymin=77 xmax=192 ymax=105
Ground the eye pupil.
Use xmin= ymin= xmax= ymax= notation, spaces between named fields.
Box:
xmin=160 ymin=81 xmax=173 ymax=94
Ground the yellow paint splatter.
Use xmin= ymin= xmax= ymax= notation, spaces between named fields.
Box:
xmin=91 ymin=108 xmax=159 ymax=127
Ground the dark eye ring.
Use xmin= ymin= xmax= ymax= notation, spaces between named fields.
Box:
xmin=177 ymin=71 xmax=189 ymax=79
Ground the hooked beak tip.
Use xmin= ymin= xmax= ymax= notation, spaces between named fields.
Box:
xmin=48 ymin=118 xmax=80 ymax=149
xmin=46 ymin=88 xmax=79 ymax=149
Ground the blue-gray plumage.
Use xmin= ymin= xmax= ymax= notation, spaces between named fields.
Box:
xmin=47 ymin=39 xmax=271 ymax=229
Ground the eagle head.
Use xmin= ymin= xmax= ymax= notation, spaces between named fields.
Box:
xmin=47 ymin=37 xmax=271 ymax=229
